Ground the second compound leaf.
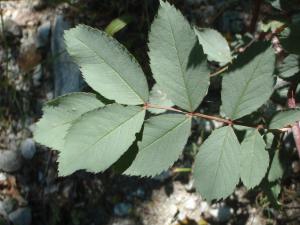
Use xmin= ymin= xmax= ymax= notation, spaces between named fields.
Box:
xmin=194 ymin=126 xmax=241 ymax=201
xmin=221 ymin=42 xmax=275 ymax=120
xmin=269 ymin=109 xmax=300 ymax=129
xmin=194 ymin=27 xmax=232 ymax=65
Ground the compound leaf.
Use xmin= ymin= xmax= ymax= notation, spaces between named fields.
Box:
xmin=194 ymin=27 xmax=232 ymax=65
xmin=124 ymin=114 xmax=191 ymax=177
xmin=269 ymin=109 xmax=300 ymax=129
xmin=64 ymin=25 xmax=149 ymax=105
xmin=277 ymin=54 xmax=300 ymax=78
xmin=221 ymin=42 xmax=275 ymax=120
xmin=148 ymin=84 xmax=174 ymax=114
xmin=240 ymin=130 xmax=269 ymax=189
xmin=148 ymin=0 xmax=210 ymax=112
xmin=194 ymin=126 xmax=241 ymax=201
xmin=58 ymin=104 xmax=145 ymax=176
xmin=34 ymin=92 xmax=104 ymax=151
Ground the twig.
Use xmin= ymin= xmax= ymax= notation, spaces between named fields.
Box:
xmin=249 ymin=0 xmax=263 ymax=33
xmin=287 ymin=84 xmax=300 ymax=158
xmin=145 ymin=103 xmax=232 ymax=125
xmin=191 ymin=112 xmax=232 ymax=125
xmin=144 ymin=103 xmax=186 ymax=114
xmin=210 ymin=65 xmax=229 ymax=77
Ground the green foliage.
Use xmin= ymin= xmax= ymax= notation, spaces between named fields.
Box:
xmin=148 ymin=0 xmax=209 ymax=111
xmin=58 ymin=104 xmax=145 ymax=176
xmin=240 ymin=130 xmax=269 ymax=189
xmin=194 ymin=126 xmax=241 ymax=201
xmin=34 ymin=0 xmax=299 ymax=202
xmin=194 ymin=27 xmax=232 ymax=65
xmin=277 ymin=54 xmax=300 ymax=78
xmin=148 ymin=84 xmax=174 ymax=114
xmin=268 ymin=150 xmax=284 ymax=182
xmin=34 ymin=93 xmax=104 ymax=151
xmin=125 ymin=114 xmax=191 ymax=177
xmin=269 ymin=110 xmax=300 ymax=129
xmin=105 ymin=15 xmax=132 ymax=36
xmin=64 ymin=25 xmax=149 ymax=105
xmin=221 ymin=43 xmax=275 ymax=120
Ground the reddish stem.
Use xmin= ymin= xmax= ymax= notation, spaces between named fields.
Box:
xmin=191 ymin=112 xmax=233 ymax=125
xmin=145 ymin=103 xmax=232 ymax=125
xmin=287 ymin=84 xmax=300 ymax=158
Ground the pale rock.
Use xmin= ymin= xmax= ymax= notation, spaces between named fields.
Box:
xmin=20 ymin=138 xmax=36 ymax=159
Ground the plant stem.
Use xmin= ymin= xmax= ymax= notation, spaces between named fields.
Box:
xmin=145 ymin=103 xmax=186 ymax=113
xmin=145 ymin=103 xmax=232 ymax=125
xmin=210 ymin=65 xmax=229 ymax=77
xmin=191 ymin=112 xmax=232 ymax=125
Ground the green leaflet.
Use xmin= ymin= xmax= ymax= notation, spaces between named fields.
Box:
xmin=58 ymin=104 xmax=145 ymax=176
xmin=221 ymin=42 xmax=275 ymax=120
xmin=148 ymin=0 xmax=210 ymax=112
xmin=148 ymin=84 xmax=174 ymax=114
xmin=269 ymin=109 xmax=300 ymax=129
xmin=124 ymin=114 xmax=191 ymax=177
xmin=240 ymin=130 xmax=269 ymax=189
xmin=194 ymin=27 xmax=232 ymax=65
xmin=277 ymin=54 xmax=300 ymax=78
xmin=34 ymin=92 xmax=104 ymax=151
xmin=194 ymin=126 xmax=241 ymax=201
xmin=105 ymin=15 xmax=132 ymax=36
xmin=64 ymin=25 xmax=149 ymax=105
xmin=268 ymin=150 xmax=284 ymax=182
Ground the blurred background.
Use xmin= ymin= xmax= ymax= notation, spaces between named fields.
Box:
xmin=0 ymin=0 xmax=300 ymax=224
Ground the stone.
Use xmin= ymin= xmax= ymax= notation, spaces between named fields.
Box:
xmin=32 ymin=64 xmax=43 ymax=87
xmin=113 ymin=202 xmax=132 ymax=217
xmin=51 ymin=15 xmax=84 ymax=97
xmin=209 ymin=204 xmax=232 ymax=222
xmin=0 ymin=198 xmax=16 ymax=215
xmin=0 ymin=150 xmax=22 ymax=173
xmin=0 ymin=173 xmax=7 ymax=181
xmin=36 ymin=21 xmax=51 ymax=49
xmin=20 ymin=138 xmax=36 ymax=159
xmin=184 ymin=198 xmax=197 ymax=210
xmin=0 ymin=19 xmax=22 ymax=38
xmin=109 ymin=218 xmax=137 ymax=225
xmin=153 ymin=171 xmax=172 ymax=182
xmin=184 ymin=179 xmax=195 ymax=192
xmin=18 ymin=30 xmax=42 ymax=72
xmin=8 ymin=207 xmax=32 ymax=225
xmin=31 ymin=0 xmax=47 ymax=10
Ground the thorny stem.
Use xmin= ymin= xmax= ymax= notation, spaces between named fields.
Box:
xmin=145 ymin=103 xmax=292 ymax=132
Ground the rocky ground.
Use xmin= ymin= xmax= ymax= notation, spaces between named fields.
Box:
xmin=0 ymin=0 xmax=299 ymax=225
